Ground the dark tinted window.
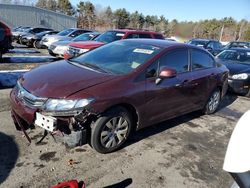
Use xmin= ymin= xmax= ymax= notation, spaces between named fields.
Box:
xmin=126 ymin=34 xmax=140 ymax=38
xmin=159 ymin=49 xmax=189 ymax=73
xmin=192 ymin=49 xmax=215 ymax=70
xmin=139 ymin=34 xmax=152 ymax=38
xmin=154 ymin=34 xmax=164 ymax=39
xmin=146 ymin=61 xmax=158 ymax=78
xmin=207 ymin=41 xmax=222 ymax=50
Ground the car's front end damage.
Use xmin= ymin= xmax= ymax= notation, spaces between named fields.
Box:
xmin=10 ymin=81 xmax=98 ymax=147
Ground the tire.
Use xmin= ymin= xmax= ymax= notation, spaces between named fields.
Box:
xmin=244 ymin=89 xmax=250 ymax=98
xmin=91 ymin=107 xmax=133 ymax=154
xmin=48 ymin=50 xmax=56 ymax=57
xmin=203 ymin=89 xmax=221 ymax=115
xmin=33 ymin=40 xmax=41 ymax=49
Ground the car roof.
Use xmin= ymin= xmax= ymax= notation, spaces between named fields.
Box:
xmin=108 ymin=29 xmax=162 ymax=35
xmin=191 ymin=38 xmax=218 ymax=42
xmin=121 ymin=39 xmax=202 ymax=49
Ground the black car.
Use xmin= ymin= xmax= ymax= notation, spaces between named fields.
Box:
xmin=0 ymin=21 xmax=13 ymax=59
xmin=21 ymin=30 xmax=59 ymax=48
xmin=188 ymin=38 xmax=223 ymax=56
xmin=18 ymin=27 xmax=53 ymax=44
xmin=215 ymin=48 xmax=250 ymax=97
xmin=222 ymin=41 xmax=250 ymax=49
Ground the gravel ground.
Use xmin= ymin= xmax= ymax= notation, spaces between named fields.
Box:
xmin=0 ymin=89 xmax=249 ymax=188
xmin=1 ymin=44 xmax=250 ymax=188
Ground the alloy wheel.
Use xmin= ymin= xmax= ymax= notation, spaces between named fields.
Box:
xmin=100 ymin=116 xmax=129 ymax=148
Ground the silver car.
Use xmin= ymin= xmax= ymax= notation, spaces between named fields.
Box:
xmin=40 ymin=28 xmax=93 ymax=48
xmin=48 ymin=32 xmax=100 ymax=57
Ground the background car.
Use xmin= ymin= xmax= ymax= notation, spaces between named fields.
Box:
xmin=19 ymin=27 xmax=53 ymax=45
xmin=0 ymin=21 xmax=13 ymax=59
xmin=12 ymin=26 xmax=31 ymax=42
xmin=187 ymin=38 xmax=223 ymax=56
xmin=64 ymin=29 xmax=165 ymax=59
xmin=215 ymin=48 xmax=250 ymax=97
xmin=21 ymin=30 xmax=59 ymax=48
xmin=40 ymin=28 xmax=93 ymax=48
xmin=222 ymin=41 xmax=250 ymax=49
xmin=10 ymin=39 xmax=228 ymax=153
xmin=48 ymin=32 xmax=100 ymax=57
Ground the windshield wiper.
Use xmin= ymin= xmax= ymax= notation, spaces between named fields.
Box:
xmin=82 ymin=62 xmax=114 ymax=74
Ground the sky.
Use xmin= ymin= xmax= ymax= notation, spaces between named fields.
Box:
xmin=71 ymin=0 xmax=250 ymax=22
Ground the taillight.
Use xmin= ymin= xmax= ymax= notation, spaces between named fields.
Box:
xmin=1 ymin=22 xmax=12 ymax=36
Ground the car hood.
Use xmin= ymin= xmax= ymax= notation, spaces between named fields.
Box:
xmin=20 ymin=60 xmax=115 ymax=98
xmin=216 ymin=59 xmax=250 ymax=75
xmin=44 ymin=35 xmax=71 ymax=41
xmin=52 ymin=40 xmax=71 ymax=46
xmin=69 ymin=41 xmax=105 ymax=49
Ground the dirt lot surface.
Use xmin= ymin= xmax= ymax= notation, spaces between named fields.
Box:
xmin=1 ymin=44 xmax=250 ymax=188
xmin=0 ymin=88 xmax=249 ymax=188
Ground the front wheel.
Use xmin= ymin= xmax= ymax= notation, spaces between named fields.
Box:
xmin=33 ymin=40 xmax=41 ymax=49
xmin=91 ymin=107 xmax=133 ymax=154
xmin=203 ymin=89 xmax=221 ymax=115
xmin=243 ymin=89 xmax=250 ymax=98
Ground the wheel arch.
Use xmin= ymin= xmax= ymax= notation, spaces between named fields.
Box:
xmin=101 ymin=103 xmax=139 ymax=131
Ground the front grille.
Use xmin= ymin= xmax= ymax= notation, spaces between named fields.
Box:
xmin=69 ymin=46 xmax=80 ymax=56
xmin=16 ymin=83 xmax=47 ymax=108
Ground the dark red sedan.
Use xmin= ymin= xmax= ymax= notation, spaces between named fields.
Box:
xmin=10 ymin=39 xmax=228 ymax=153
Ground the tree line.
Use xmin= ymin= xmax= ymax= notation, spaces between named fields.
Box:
xmin=1 ymin=0 xmax=250 ymax=41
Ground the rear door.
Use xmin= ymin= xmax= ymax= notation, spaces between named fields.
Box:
xmin=190 ymin=49 xmax=218 ymax=108
xmin=144 ymin=48 xmax=197 ymax=125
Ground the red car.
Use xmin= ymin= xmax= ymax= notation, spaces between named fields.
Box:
xmin=64 ymin=29 xmax=164 ymax=59
xmin=0 ymin=21 xmax=13 ymax=59
xmin=10 ymin=39 xmax=228 ymax=153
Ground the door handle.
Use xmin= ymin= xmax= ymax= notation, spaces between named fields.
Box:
xmin=175 ymin=80 xmax=189 ymax=87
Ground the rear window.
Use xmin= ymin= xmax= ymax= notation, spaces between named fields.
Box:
xmin=57 ymin=29 xmax=74 ymax=36
xmin=94 ymin=31 xmax=125 ymax=43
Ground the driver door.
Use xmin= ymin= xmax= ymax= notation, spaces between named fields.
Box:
xmin=144 ymin=48 xmax=197 ymax=126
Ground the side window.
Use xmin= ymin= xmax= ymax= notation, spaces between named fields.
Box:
xmin=70 ymin=30 xmax=82 ymax=37
xmin=126 ymin=34 xmax=139 ymax=38
xmin=159 ymin=49 xmax=189 ymax=73
xmin=191 ymin=49 xmax=215 ymax=70
xmin=139 ymin=34 xmax=152 ymax=38
xmin=146 ymin=61 xmax=158 ymax=78
xmin=207 ymin=42 xmax=215 ymax=49
xmin=154 ymin=34 xmax=164 ymax=39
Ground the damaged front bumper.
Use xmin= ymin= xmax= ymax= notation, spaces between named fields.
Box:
xmin=10 ymin=85 xmax=96 ymax=147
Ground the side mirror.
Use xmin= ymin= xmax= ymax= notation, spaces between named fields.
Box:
xmin=156 ymin=67 xmax=177 ymax=84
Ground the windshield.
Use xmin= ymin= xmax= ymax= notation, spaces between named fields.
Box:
xmin=94 ymin=31 xmax=125 ymax=43
xmin=217 ymin=50 xmax=250 ymax=64
xmin=73 ymin=33 xmax=94 ymax=42
xmin=57 ymin=29 xmax=74 ymax=36
xmin=188 ymin=40 xmax=208 ymax=46
xmin=70 ymin=40 xmax=162 ymax=74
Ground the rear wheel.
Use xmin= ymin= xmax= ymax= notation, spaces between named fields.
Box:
xmin=203 ymin=89 xmax=221 ymax=114
xmin=91 ymin=107 xmax=133 ymax=154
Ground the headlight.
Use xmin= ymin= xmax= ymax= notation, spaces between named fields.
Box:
xmin=79 ymin=48 xmax=89 ymax=54
xmin=43 ymin=98 xmax=94 ymax=112
xmin=231 ymin=73 xmax=249 ymax=80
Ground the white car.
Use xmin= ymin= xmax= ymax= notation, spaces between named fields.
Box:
xmin=40 ymin=28 xmax=93 ymax=48
xmin=48 ymin=32 xmax=100 ymax=57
